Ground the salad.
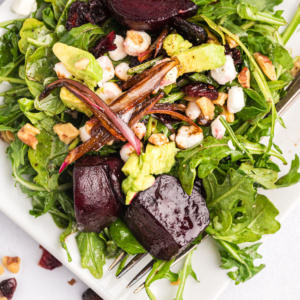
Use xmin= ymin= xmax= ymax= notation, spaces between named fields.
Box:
xmin=0 ymin=0 xmax=300 ymax=299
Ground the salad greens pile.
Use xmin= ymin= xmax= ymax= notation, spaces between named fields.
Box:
xmin=0 ymin=0 xmax=300 ymax=299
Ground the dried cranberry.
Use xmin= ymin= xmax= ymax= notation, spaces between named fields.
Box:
xmin=82 ymin=288 xmax=103 ymax=300
xmin=0 ymin=278 xmax=17 ymax=300
xmin=225 ymin=45 xmax=241 ymax=65
xmin=38 ymin=246 xmax=62 ymax=270
xmin=92 ymin=31 xmax=117 ymax=58
xmin=181 ymin=82 xmax=218 ymax=100
xmin=86 ymin=0 xmax=109 ymax=25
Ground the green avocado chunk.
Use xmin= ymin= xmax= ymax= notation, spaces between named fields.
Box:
xmin=163 ymin=34 xmax=192 ymax=56
xmin=122 ymin=142 xmax=177 ymax=205
xmin=175 ymin=44 xmax=226 ymax=75
xmin=52 ymin=42 xmax=102 ymax=89
xmin=60 ymin=87 xmax=92 ymax=116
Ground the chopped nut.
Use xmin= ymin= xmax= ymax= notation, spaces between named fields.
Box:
xmin=238 ymin=67 xmax=251 ymax=89
xmin=68 ymin=278 xmax=76 ymax=286
xmin=212 ymin=93 xmax=228 ymax=106
xmin=221 ymin=106 xmax=235 ymax=123
xmin=196 ymin=97 xmax=215 ymax=120
xmin=2 ymin=256 xmax=20 ymax=274
xmin=132 ymin=122 xmax=146 ymax=140
xmin=291 ymin=57 xmax=300 ymax=77
xmin=171 ymin=278 xmax=180 ymax=286
xmin=53 ymin=123 xmax=79 ymax=145
xmin=17 ymin=123 xmax=40 ymax=150
xmin=0 ymin=265 xmax=4 ymax=275
xmin=74 ymin=58 xmax=90 ymax=70
xmin=0 ymin=131 xmax=15 ymax=144
xmin=148 ymin=133 xmax=169 ymax=146
xmin=253 ymin=52 xmax=276 ymax=81
xmin=225 ymin=34 xmax=239 ymax=49
xmin=205 ymin=28 xmax=221 ymax=45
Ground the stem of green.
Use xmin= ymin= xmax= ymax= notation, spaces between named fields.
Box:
xmin=0 ymin=77 xmax=26 ymax=84
xmin=0 ymin=87 xmax=29 ymax=97
xmin=282 ymin=4 xmax=300 ymax=45
xmin=0 ymin=19 xmax=25 ymax=28
xmin=159 ymin=92 xmax=185 ymax=103
xmin=0 ymin=55 xmax=25 ymax=79
xmin=220 ymin=117 xmax=254 ymax=163
xmin=241 ymin=21 xmax=255 ymax=30
xmin=127 ymin=55 xmax=164 ymax=75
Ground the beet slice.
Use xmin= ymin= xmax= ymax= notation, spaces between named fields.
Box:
xmin=104 ymin=0 xmax=198 ymax=31
xmin=0 ymin=278 xmax=17 ymax=300
xmin=74 ymin=156 xmax=125 ymax=232
xmin=124 ymin=175 xmax=209 ymax=260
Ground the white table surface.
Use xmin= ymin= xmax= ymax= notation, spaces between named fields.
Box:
xmin=1 ymin=202 xmax=300 ymax=300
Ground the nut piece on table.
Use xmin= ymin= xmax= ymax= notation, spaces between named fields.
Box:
xmin=225 ymin=34 xmax=239 ymax=49
xmin=148 ymin=133 xmax=169 ymax=146
xmin=0 ymin=265 xmax=4 ymax=276
xmin=53 ymin=123 xmax=79 ymax=145
xmin=196 ymin=97 xmax=215 ymax=120
xmin=2 ymin=257 xmax=20 ymax=274
xmin=212 ymin=93 xmax=228 ymax=106
xmin=0 ymin=131 xmax=15 ymax=144
xmin=253 ymin=52 xmax=276 ymax=81
xmin=238 ymin=66 xmax=251 ymax=89
xmin=17 ymin=123 xmax=40 ymax=150
xmin=221 ymin=106 xmax=235 ymax=123
xmin=291 ymin=57 xmax=300 ymax=77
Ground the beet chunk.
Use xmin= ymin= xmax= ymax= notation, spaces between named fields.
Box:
xmin=74 ymin=156 xmax=125 ymax=232
xmin=104 ymin=0 xmax=197 ymax=31
xmin=124 ymin=175 xmax=209 ymax=260
xmin=0 ymin=278 xmax=17 ymax=300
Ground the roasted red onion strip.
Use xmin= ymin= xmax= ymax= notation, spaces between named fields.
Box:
xmin=146 ymin=109 xmax=201 ymax=128
xmin=110 ymin=58 xmax=179 ymax=114
xmin=40 ymin=79 xmax=141 ymax=157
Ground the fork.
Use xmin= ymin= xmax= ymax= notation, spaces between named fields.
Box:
xmin=109 ymin=71 xmax=300 ymax=294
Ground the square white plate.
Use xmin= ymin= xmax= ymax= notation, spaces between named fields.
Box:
xmin=0 ymin=1 xmax=300 ymax=299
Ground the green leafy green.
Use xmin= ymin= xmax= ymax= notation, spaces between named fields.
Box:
xmin=145 ymin=259 xmax=178 ymax=300
xmin=174 ymin=250 xmax=198 ymax=300
xmin=276 ymin=155 xmax=300 ymax=188
xmin=43 ymin=6 xmax=57 ymax=30
xmin=109 ymin=219 xmax=146 ymax=255
xmin=45 ymin=0 xmax=69 ymax=20
xmin=34 ymin=93 xmax=65 ymax=116
xmin=76 ymin=232 xmax=106 ymax=279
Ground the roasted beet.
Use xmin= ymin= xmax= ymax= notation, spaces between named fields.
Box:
xmin=225 ymin=45 xmax=241 ymax=65
xmin=182 ymin=82 xmax=219 ymax=100
xmin=82 ymin=288 xmax=103 ymax=300
xmin=92 ymin=31 xmax=117 ymax=58
xmin=0 ymin=278 xmax=17 ymax=300
xmin=124 ymin=175 xmax=210 ymax=260
xmin=38 ymin=246 xmax=62 ymax=270
xmin=74 ymin=156 xmax=125 ymax=232
xmin=173 ymin=17 xmax=208 ymax=45
xmin=104 ymin=0 xmax=197 ymax=31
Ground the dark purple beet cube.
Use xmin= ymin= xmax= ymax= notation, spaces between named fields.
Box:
xmin=124 ymin=175 xmax=209 ymax=260
xmin=74 ymin=156 xmax=125 ymax=232
xmin=104 ymin=0 xmax=198 ymax=31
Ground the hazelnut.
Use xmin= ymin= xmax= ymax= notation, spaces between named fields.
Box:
xmin=2 ymin=256 xmax=20 ymax=274
xmin=253 ymin=52 xmax=276 ymax=81
xmin=238 ymin=67 xmax=251 ymax=89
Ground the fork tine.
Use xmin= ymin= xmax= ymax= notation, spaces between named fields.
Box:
xmin=109 ymin=251 xmax=127 ymax=271
xmin=132 ymin=233 xmax=209 ymax=293
xmin=116 ymin=253 xmax=147 ymax=279
xmin=127 ymin=260 xmax=154 ymax=288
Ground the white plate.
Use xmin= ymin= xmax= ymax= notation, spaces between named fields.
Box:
xmin=0 ymin=1 xmax=300 ymax=299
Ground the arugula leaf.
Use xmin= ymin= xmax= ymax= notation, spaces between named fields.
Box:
xmin=43 ymin=6 xmax=57 ymax=30
xmin=174 ymin=250 xmax=198 ymax=300
xmin=28 ymin=129 xmax=69 ymax=191
xmin=176 ymin=136 xmax=243 ymax=195
xmin=59 ymin=23 xmax=104 ymax=50
xmin=204 ymin=169 xmax=280 ymax=244
xmin=34 ymin=93 xmax=65 ymax=116
xmin=145 ymin=259 xmax=178 ymax=300
xmin=276 ymin=155 xmax=300 ymax=188
xmin=242 ymin=0 xmax=283 ymax=12
xmin=109 ymin=219 xmax=146 ymax=255
xmin=45 ymin=0 xmax=69 ymax=20
xmin=76 ymin=232 xmax=106 ymax=279
xmin=18 ymin=18 xmax=53 ymax=54
xmin=60 ymin=221 xmax=77 ymax=262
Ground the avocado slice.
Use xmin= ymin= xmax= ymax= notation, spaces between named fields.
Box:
xmin=175 ymin=44 xmax=226 ymax=75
